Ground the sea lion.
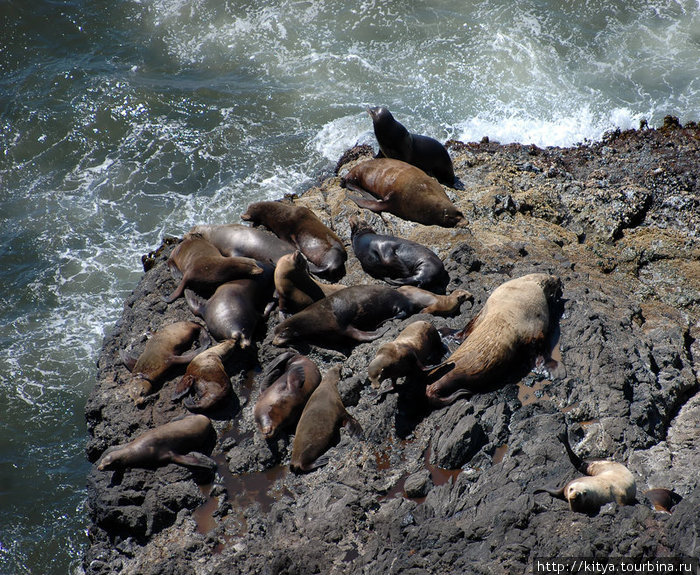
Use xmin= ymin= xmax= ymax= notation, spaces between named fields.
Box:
xmin=341 ymin=159 xmax=465 ymax=228
xmin=350 ymin=215 xmax=449 ymax=292
xmin=272 ymin=284 xmax=470 ymax=348
xmin=188 ymin=223 xmax=295 ymax=264
xmin=172 ymin=340 xmax=237 ymax=412
xmin=368 ymin=106 xmax=455 ymax=186
xmin=254 ymin=351 xmax=322 ymax=439
xmin=534 ymin=431 xmax=637 ymax=514
xmin=97 ymin=414 xmax=216 ymax=471
xmin=120 ymin=321 xmax=210 ymax=406
xmin=164 ymin=234 xmax=263 ymax=303
xmin=368 ymin=320 xmax=444 ymax=389
xmin=425 ymin=273 xmax=563 ymax=407
xmin=643 ymin=488 xmax=683 ymax=513
xmin=274 ymin=250 xmax=346 ymax=315
xmin=289 ymin=366 xmax=362 ymax=473
xmin=241 ymin=201 xmax=347 ymax=280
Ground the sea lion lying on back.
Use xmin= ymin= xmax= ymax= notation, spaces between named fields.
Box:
xmin=425 ymin=273 xmax=564 ymax=407
xmin=241 ymin=201 xmax=347 ymax=281
xmin=164 ymin=234 xmax=263 ymax=303
xmin=535 ymin=431 xmax=637 ymax=514
xmin=189 ymin=223 xmax=295 ymax=264
xmin=120 ymin=321 xmax=210 ymax=406
xmin=368 ymin=106 xmax=455 ymax=186
xmin=341 ymin=159 xmax=465 ymax=228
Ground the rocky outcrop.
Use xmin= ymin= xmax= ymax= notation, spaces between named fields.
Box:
xmin=84 ymin=119 xmax=699 ymax=575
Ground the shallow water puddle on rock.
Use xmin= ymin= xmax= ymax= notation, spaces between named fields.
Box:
xmin=518 ymin=379 xmax=551 ymax=405
xmin=492 ymin=444 xmax=508 ymax=464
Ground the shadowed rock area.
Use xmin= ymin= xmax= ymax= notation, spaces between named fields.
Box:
xmin=84 ymin=118 xmax=699 ymax=575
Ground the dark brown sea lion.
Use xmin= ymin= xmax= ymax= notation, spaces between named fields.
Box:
xmin=120 ymin=321 xmax=210 ymax=406
xmin=272 ymin=284 xmax=470 ymax=348
xmin=274 ymin=250 xmax=346 ymax=315
xmin=368 ymin=106 xmax=455 ymax=186
xmin=164 ymin=234 xmax=264 ymax=303
xmin=350 ymin=215 xmax=449 ymax=292
xmin=173 ymin=340 xmax=237 ymax=412
xmin=368 ymin=320 xmax=443 ymax=389
xmin=254 ymin=351 xmax=322 ymax=439
xmin=188 ymin=223 xmax=295 ymax=264
xmin=241 ymin=201 xmax=347 ymax=281
xmin=341 ymin=158 xmax=465 ymax=228
xmin=425 ymin=273 xmax=563 ymax=407
xmin=97 ymin=414 xmax=216 ymax=471
xmin=643 ymin=488 xmax=683 ymax=513
xmin=534 ymin=431 xmax=637 ymax=514
xmin=289 ymin=366 xmax=362 ymax=473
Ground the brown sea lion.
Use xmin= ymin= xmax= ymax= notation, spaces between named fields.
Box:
xmin=368 ymin=106 xmax=455 ymax=186
xmin=368 ymin=320 xmax=444 ymax=389
xmin=164 ymin=234 xmax=263 ymax=303
xmin=172 ymin=339 xmax=237 ymax=412
xmin=341 ymin=158 xmax=465 ymax=228
xmin=643 ymin=488 xmax=683 ymax=513
xmin=97 ymin=414 xmax=217 ymax=471
xmin=188 ymin=223 xmax=295 ymax=264
xmin=254 ymin=351 xmax=322 ymax=439
xmin=274 ymin=250 xmax=346 ymax=315
xmin=289 ymin=366 xmax=362 ymax=473
xmin=272 ymin=284 xmax=470 ymax=348
xmin=534 ymin=431 xmax=637 ymax=514
xmin=120 ymin=321 xmax=210 ymax=406
xmin=241 ymin=201 xmax=347 ymax=281
xmin=425 ymin=273 xmax=563 ymax=407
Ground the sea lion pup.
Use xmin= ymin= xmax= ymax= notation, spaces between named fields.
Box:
xmin=341 ymin=159 xmax=465 ymax=228
xmin=189 ymin=223 xmax=295 ymax=264
xmin=120 ymin=321 xmax=210 ymax=406
xmin=289 ymin=366 xmax=362 ymax=473
xmin=368 ymin=320 xmax=444 ymax=389
xmin=274 ymin=250 xmax=346 ymax=315
xmin=425 ymin=273 xmax=563 ymax=407
xmin=534 ymin=431 xmax=637 ymax=514
xmin=164 ymin=234 xmax=263 ymax=303
xmin=97 ymin=414 xmax=216 ymax=471
xmin=368 ymin=106 xmax=455 ymax=186
xmin=254 ymin=352 xmax=322 ymax=439
xmin=172 ymin=340 xmax=237 ymax=412
xmin=643 ymin=488 xmax=683 ymax=513
xmin=349 ymin=215 xmax=449 ymax=292
xmin=240 ymin=201 xmax=347 ymax=281
xmin=272 ymin=284 xmax=469 ymax=347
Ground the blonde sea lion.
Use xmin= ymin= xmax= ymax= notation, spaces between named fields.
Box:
xmin=289 ymin=366 xmax=362 ymax=473
xmin=188 ymin=223 xmax=295 ymax=264
xmin=254 ymin=352 xmax=321 ymax=439
xmin=97 ymin=414 xmax=216 ymax=471
xmin=535 ymin=431 xmax=637 ymax=514
xmin=120 ymin=321 xmax=209 ymax=406
xmin=341 ymin=158 xmax=465 ymax=228
xmin=164 ymin=234 xmax=263 ymax=303
xmin=425 ymin=273 xmax=564 ymax=407
xmin=241 ymin=201 xmax=347 ymax=281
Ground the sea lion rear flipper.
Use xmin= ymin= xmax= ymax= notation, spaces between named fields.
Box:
xmin=163 ymin=277 xmax=187 ymax=303
xmin=426 ymin=360 xmax=456 ymax=381
xmin=344 ymin=325 xmax=389 ymax=342
xmin=558 ymin=430 xmax=587 ymax=474
xmin=348 ymin=196 xmax=392 ymax=214
xmin=543 ymin=356 xmax=566 ymax=380
xmin=305 ymin=455 xmax=330 ymax=472
xmin=169 ymin=451 xmax=217 ymax=471
xmin=343 ymin=414 xmax=363 ymax=439
xmin=534 ymin=486 xmax=567 ymax=501
xmin=184 ymin=289 xmax=207 ymax=318
xmin=119 ymin=349 xmax=138 ymax=372
xmin=286 ymin=364 xmax=307 ymax=390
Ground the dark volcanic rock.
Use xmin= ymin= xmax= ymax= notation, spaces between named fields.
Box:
xmin=85 ymin=119 xmax=699 ymax=574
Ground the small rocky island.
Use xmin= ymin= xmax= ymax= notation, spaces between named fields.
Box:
xmin=84 ymin=118 xmax=699 ymax=575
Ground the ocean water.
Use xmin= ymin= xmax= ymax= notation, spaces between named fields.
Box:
xmin=0 ymin=0 xmax=698 ymax=572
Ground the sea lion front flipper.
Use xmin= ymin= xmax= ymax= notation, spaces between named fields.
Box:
xmin=343 ymin=414 xmax=363 ymax=439
xmin=344 ymin=325 xmax=389 ymax=343
xmin=534 ymin=486 xmax=567 ymax=501
xmin=119 ymin=349 xmax=138 ymax=372
xmin=169 ymin=451 xmax=217 ymax=471
xmin=285 ymin=364 xmax=307 ymax=390
xmin=172 ymin=374 xmax=195 ymax=401
xmin=304 ymin=455 xmax=330 ymax=472
xmin=426 ymin=360 xmax=456 ymax=381
xmin=260 ymin=351 xmax=296 ymax=390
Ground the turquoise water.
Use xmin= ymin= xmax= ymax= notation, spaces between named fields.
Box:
xmin=1 ymin=1 xmax=698 ymax=572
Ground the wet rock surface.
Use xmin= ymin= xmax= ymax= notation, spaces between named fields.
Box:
xmin=84 ymin=120 xmax=699 ymax=574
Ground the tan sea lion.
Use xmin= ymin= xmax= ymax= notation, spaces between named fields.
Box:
xmin=368 ymin=106 xmax=455 ymax=186
xmin=120 ymin=321 xmax=210 ymax=406
xmin=241 ymin=201 xmax=347 ymax=281
xmin=97 ymin=414 xmax=216 ymax=471
xmin=254 ymin=351 xmax=321 ymax=439
xmin=172 ymin=339 xmax=237 ymax=412
xmin=164 ymin=234 xmax=263 ymax=303
xmin=188 ymin=223 xmax=295 ymax=264
xmin=341 ymin=158 xmax=465 ymax=228
xmin=368 ymin=320 xmax=443 ymax=389
xmin=289 ymin=366 xmax=362 ymax=473
xmin=534 ymin=431 xmax=637 ymax=514
xmin=425 ymin=273 xmax=564 ymax=407
xmin=272 ymin=284 xmax=470 ymax=348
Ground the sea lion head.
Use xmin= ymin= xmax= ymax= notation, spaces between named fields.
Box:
xmin=367 ymin=355 xmax=388 ymax=388
xmin=565 ymin=482 xmax=598 ymax=513
xmin=442 ymin=206 xmax=467 ymax=228
xmin=97 ymin=450 xmax=120 ymax=471
xmin=272 ymin=323 xmax=299 ymax=347
xmin=367 ymin=106 xmax=393 ymax=125
xmin=348 ymin=215 xmax=373 ymax=237
xmin=535 ymin=274 xmax=562 ymax=303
